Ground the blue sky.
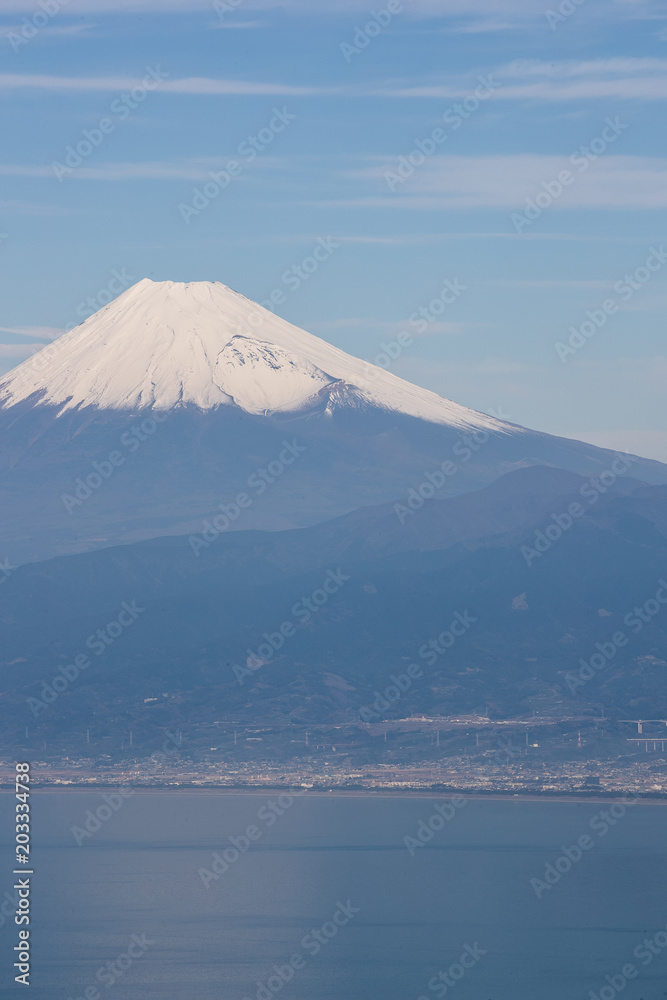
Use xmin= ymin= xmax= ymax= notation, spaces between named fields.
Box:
xmin=1 ymin=0 xmax=667 ymax=460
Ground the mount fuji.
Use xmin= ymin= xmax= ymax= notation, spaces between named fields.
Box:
xmin=0 ymin=278 xmax=513 ymax=424
xmin=1 ymin=278 xmax=666 ymax=565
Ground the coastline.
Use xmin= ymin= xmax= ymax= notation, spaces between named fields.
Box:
xmin=2 ymin=783 xmax=665 ymax=803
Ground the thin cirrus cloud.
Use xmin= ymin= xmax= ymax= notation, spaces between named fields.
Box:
xmin=311 ymin=317 xmax=464 ymax=337
xmin=0 ymin=23 xmax=93 ymax=38
xmin=0 ymin=73 xmax=337 ymax=97
xmin=0 ymin=157 xmax=287 ymax=181
xmin=4 ymin=154 xmax=667 ymax=209
xmin=443 ymin=20 xmax=517 ymax=33
xmin=494 ymin=57 xmax=667 ymax=101
xmin=505 ymin=58 xmax=667 ymax=78
xmin=0 ymin=0 xmax=656 ymax=35
xmin=0 ymin=0 xmax=550 ymax=13
xmin=380 ymin=58 xmax=667 ymax=100
xmin=4 ymin=57 xmax=667 ymax=102
xmin=347 ymin=154 xmax=667 ymax=210
xmin=0 ymin=0 xmax=653 ymax=19
xmin=211 ymin=20 xmax=268 ymax=29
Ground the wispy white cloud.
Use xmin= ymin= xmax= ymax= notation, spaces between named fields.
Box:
xmin=492 ymin=79 xmax=667 ymax=102
xmin=0 ymin=0 xmax=537 ymax=12
xmin=392 ymin=354 xmax=543 ymax=396
xmin=210 ymin=19 xmax=267 ymax=29
xmin=0 ymin=71 xmax=337 ymax=96
xmin=344 ymin=154 xmax=667 ymax=210
xmin=505 ymin=58 xmax=667 ymax=79
xmin=0 ymin=326 xmax=63 ymax=341
xmin=186 ymin=231 xmax=663 ymax=247
xmin=481 ymin=279 xmax=612 ymax=289
xmin=0 ymin=343 xmax=48 ymax=357
xmin=6 ymin=56 xmax=667 ymax=103
xmin=0 ymin=22 xmax=93 ymax=39
xmin=6 ymin=151 xmax=667 ymax=214
xmin=0 ymin=156 xmax=287 ymax=181
xmin=377 ymin=78 xmax=667 ymax=100
xmin=0 ymin=0 xmax=660 ymax=28
xmin=443 ymin=19 xmax=517 ymax=34
xmin=407 ymin=320 xmax=464 ymax=337
xmin=311 ymin=317 xmax=464 ymax=336
xmin=339 ymin=232 xmax=664 ymax=245
xmin=375 ymin=57 xmax=667 ymax=101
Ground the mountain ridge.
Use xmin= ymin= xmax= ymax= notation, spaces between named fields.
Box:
xmin=1 ymin=278 xmax=666 ymax=566
xmin=3 ymin=466 xmax=667 ymax=739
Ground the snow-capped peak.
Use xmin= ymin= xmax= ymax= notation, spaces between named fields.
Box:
xmin=0 ymin=279 xmax=510 ymax=431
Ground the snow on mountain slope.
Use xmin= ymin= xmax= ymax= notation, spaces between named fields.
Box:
xmin=213 ymin=337 xmax=335 ymax=414
xmin=0 ymin=278 xmax=512 ymax=431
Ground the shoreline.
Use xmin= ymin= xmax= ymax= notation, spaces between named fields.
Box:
xmin=2 ymin=784 xmax=665 ymax=803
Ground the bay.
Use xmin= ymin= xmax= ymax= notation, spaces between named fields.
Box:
xmin=2 ymin=791 xmax=666 ymax=1000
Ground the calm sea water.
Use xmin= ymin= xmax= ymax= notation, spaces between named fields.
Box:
xmin=1 ymin=791 xmax=666 ymax=1000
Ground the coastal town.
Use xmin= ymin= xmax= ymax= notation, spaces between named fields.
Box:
xmin=4 ymin=715 xmax=666 ymax=797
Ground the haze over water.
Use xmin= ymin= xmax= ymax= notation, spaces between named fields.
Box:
xmin=2 ymin=792 xmax=665 ymax=1000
